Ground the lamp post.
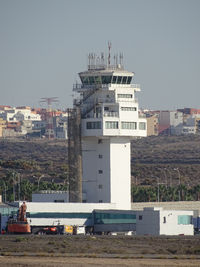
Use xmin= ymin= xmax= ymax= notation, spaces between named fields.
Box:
xmin=2 ymin=180 xmax=7 ymax=203
xmin=17 ymin=173 xmax=21 ymax=201
xmin=37 ymin=175 xmax=44 ymax=191
xmin=0 ymin=170 xmax=7 ymax=203
xmin=12 ymin=172 xmax=16 ymax=202
xmin=174 ymin=168 xmax=181 ymax=201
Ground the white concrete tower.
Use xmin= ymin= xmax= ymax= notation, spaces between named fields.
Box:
xmin=73 ymin=49 xmax=146 ymax=210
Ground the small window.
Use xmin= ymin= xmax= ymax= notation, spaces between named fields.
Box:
xmin=81 ymin=76 xmax=89 ymax=84
xmin=117 ymin=76 xmax=122 ymax=84
xmin=101 ymin=76 xmax=112 ymax=84
xmin=98 ymin=184 xmax=103 ymax=189
xmin=98 ymin=139 xmax=102 ymax=144
xmin=139 ymin=122 xmax=146 ymax=130
xmin=99 ymin=200 xmax=103 ymax=203
xmin=117 ymin=94 xmax=132 ymax=99
xmin=112 ymin=76 xmax=117 ymax=83
xmin=98 ymin=170 xmax=103 ymax=174
xmin=94 ymin=76 xmax=101 ymax=84
xmin=86 ymin=121 xmax=101 ymax=129
xmin=122 ymin=76 xmax=127 ymax=84
xmin=105 ymin=121 xmax=118 ymax=129
xmin=139 ymin=215 xmax=143 ymax=220
xmin=88 ymin=76 xmax=95 ymax=84
xmin=121 ymin=107 xmax=137 ymax=111
xmin=99 ymin=154 xmax=103 ymax=159
xmin=127 ymin=77 xmax=132 ymax=84
xmin=121 ymin=122 xmax=137 ymax=130
xmin=163 ymin=217 xmax=166 ymax=223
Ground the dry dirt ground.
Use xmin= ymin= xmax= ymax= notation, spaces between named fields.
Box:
xmin=1 ymin=256 xmax=200 ymax=267
xmin=1 ymin=235 xmax=200 ymax=266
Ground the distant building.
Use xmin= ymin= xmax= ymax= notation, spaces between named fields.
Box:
xmin=19 ymin=120 xmax=33 ymax=135
xmin=2 ymin=121 xmax=21 ymax=138
xmin=0 ymin=118 xmax=6 ymax=137
xmin=158 ymin=111 xmax=183 ymax=135
xmin=32 ymin=120 xmax=46 ymax=130
xmin=178 ymin=108 xmax=200 ymax=115
xmin=53 ymin=115 xmax=68 ymax=139
xmin=14 ymin=109 xmax=41 ymax=121
xmin=181 ymin=114 xmax=200 ymax=135
xmin=146 ymin=114 xmax=159 ymax=136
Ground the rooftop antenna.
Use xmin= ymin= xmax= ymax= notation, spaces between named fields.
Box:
xmin=101 ymin=52 xmax=104 ymax=66
xmin=108 ymin=41 xmax=112 ymax=67
xmin=114 ymin=54 xmax=116 ymax=67
xmin=88 ymin=53 xmax=91 ymax=70
xmin=119 ymin=53 xmax=123 ymax=67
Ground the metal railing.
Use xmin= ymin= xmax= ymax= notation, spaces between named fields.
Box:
xmin=103 ymin=111 xmax=119 ymax=117
xmin=73 ymin=83 xmax=140 ymax=91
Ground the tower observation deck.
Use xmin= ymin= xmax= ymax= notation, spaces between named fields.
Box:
xmin=72 ymin=48 xmax=147 ymax=209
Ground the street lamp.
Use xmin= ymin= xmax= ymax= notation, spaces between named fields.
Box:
xmin=12 ymin=172 xmax=16 ymax=202
xmin=174 ymin=168 xmax=181 ymax=201
xmin=0 ymin=170 xmax=7 ymax=203
xmin=37 ymin=175 xmax=45 ymax=191
xmin=17 ymin=173 xmax=21 ymax=201
xmin=2 ymin=180 xmax=7 ymax=203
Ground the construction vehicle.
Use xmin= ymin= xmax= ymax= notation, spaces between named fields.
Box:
xmin=7 ymin=202 xmax=31 ymax=234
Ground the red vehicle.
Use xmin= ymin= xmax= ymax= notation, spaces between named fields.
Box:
xmin=7 ymin=202 xmax=31 ymax=234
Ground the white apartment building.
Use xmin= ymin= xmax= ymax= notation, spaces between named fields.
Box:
xmin=14 ymin=110 xmax=41 ymax=121
xmin=0 ymin=109 xmax=17 ymax=122
xmin=73 ymin=51 xmax=147 ymax=210
xmin=0 ymin=107 xmax=41 ymax=122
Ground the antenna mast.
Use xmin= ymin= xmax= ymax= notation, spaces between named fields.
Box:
xmin=108 ymin=41 xmax=112 ymax=67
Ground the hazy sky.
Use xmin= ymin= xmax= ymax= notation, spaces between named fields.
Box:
xmin=0 ymin=0 xmax=200 ymax=110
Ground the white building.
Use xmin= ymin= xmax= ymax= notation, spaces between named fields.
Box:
xmin=136 ymin=207 xmax=194 ymax=236
xmin=21 ymin=202 xmax=116 ymax=227
xmin=73 ymin=51 xmax=147 ymax=210
xmin=14 ymin=110 xmax=41 ymax=121
xmin=0 ymin=109 xmax=17 ymax=122
xmin=0 ymin=107 xmax=41 ymax=123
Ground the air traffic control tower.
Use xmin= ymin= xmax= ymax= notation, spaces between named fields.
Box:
xmin=72 ymin=46 xmax=147 ymax=209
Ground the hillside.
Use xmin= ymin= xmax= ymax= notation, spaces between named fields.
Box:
xmin=0 ymin=135 xmax=200 ymax=201
xmin=131 ymin=135 xmax=200 ymax=186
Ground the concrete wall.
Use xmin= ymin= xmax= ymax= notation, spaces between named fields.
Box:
xmin=82 ymin=137 xmax=131 ymax=210
xmin=132 ymin=201 xmax=200 ymax=212
xmin=32 ymin=192 xmax=69 ymax=202
xmin=110 ymin=137 xmax=131 ymax=210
